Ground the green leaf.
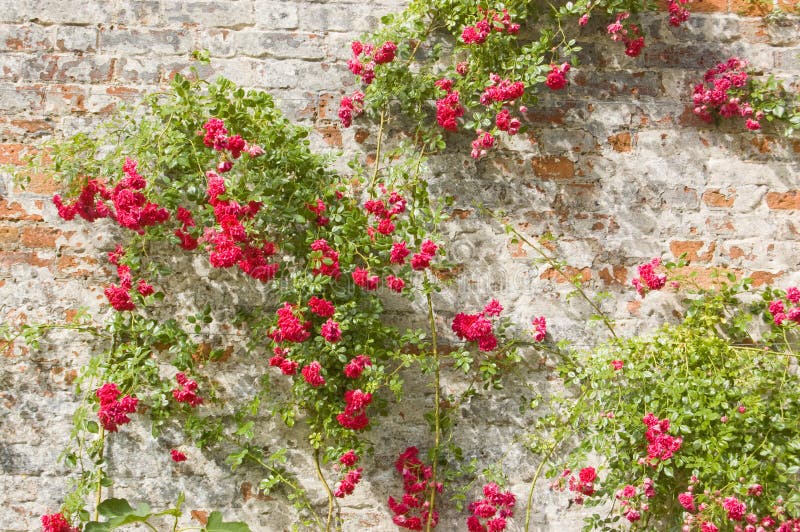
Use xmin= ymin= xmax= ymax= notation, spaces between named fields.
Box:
xmin=84 ymin=523 xmax=112 ymax=532
xmin=97 ymin=498 xmax=134 ymax=518
xmin=205 ymin=511 xmax=252 ymax=532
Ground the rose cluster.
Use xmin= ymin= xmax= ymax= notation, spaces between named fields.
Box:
xmin=460 ymin=8 xmax=520 ymax=44
xmin=466 ymin=482 xmax=517 ymax=532
xmin=452 ymin=300 xmax=505 ymax=352
xmin=172 ymin=372 xmax=203 ymax=407
xmin=607 ymin=13 xmax=645 ymax=57
xmin=531 ymin=316 xmax=547 ymax=343
xmin=41 ymin=513 xmax=79 ymax=532
xmin=693 ymin=58 xmax=762 ymax=131
xmin=364 ymin=189 xmax=407 ymax=238
xmin=615 ymin=478 xmax=656 ymax=523
xmin=632 ymin=257 xmax=667 ymax=297
xmin=387 ymin=446 xmax=442 ymax=530
xmin=551 ymin=466 xmax=597 ymax=505
xmin=435 ymin=80 xmax=464 ymax=132
xmin=104 ymin=247 xmax=155 ymax=311
xmin=338 ymin=90 xmax=365 ymax=128
xmin=767 ymin=286 xmax=800 ymax=326
xmin=336 ymin=389 xmax=372 ymax=430
xmin=203 ymin=169 xmax=279 ymax=282
xmin=201 ymin=117 xmax=264 ymax=173
xmin=545 ymin=63 xmax=571 ymax=91
xmin=53 ymin=158 xmax=169 ymax=234
xmin=334 ymin=450 xmax=363 ymax=498
xmin=96 ymin=382 xmax=138 ymax=432
xmin=642 ymin=412 xmax=682 ymax=465
xmin=348 ymin=40 xmax=397 ymax=86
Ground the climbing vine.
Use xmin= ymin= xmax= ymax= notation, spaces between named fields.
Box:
xmin=12 ymin=0 xmax=800 ymax=531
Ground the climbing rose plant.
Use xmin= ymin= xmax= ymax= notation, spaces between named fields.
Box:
xmin=16 ymin=0 xmax=800 ymax=530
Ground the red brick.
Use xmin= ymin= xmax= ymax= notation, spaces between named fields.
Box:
xmin=731 ymin=0 xmax=795 ymax=14
xmin=21 ymin=226 xmax=62 ymax=248
xmin=751 ymin=270 xmax=782 ymax=286
xmin=540 ymin=266 xmax=591 ymax=283
xmin=750 ymin=136 xmax=773 ymax=154
xmin=317 ymin=93 xmax=338 ymax=121
xmin=315 ymin=124 xmax=342 ymax=147
xmin=702 ymin=189 xmax=736 ymax=208
xmin=531 ymin=157 xmax=575 ymax=180
xmin=0 ymin=143 xmax=27 ymax=165
xmin=56 ymin=254 xmax=101 ymax=277
xmin=726 ymin=246 xmax=751 ymax=260
xmin=0 ymin=199 xmax=43 ymax=221
xmin=608 ymin=132 xmax=632 ymax=152
xmin=766 ymin=191 xmax=800 ymax=210
xmin=599 ymin=265 xmax=628 ymax=285
xmin=0 ymin=251 xmax=52 ymax=269
xmin=105 ymin=86 xmax=141 ymax=98
xmin=691 ymin=0 xmax=729 ymax=13
xmin=354 ymin=128 xmax=369 ymax=143
xmin=0 ymin=226 xmax=20 ymax=245
xmin=670 ymin=241 xmax=704 ymax=262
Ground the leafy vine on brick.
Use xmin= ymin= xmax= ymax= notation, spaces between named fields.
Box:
xmin=14 ymin=0 xmax=800 ymax=531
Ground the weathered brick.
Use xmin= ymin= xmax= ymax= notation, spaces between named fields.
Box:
xmin=0 ymin=117 xmax=53 ymax=137
xmin=531 ymin=156 xmax=575 ymax=180
xmin=0 ymin=84 xmax=44 ymax=113
xmin=766 ymin=191 xmax=800 ymax=210
xmin=0 ymin=24 xmax=53 ymax=51
xmin=731 ymin=0 xmax=798 ymax=15
xmin=253 ymin=1 xmax=299 ymax=29
xmin=113 ymin=0 xmax=164 ymax=25
xmin=0 ymin=225 xmax=20 ymax=245
xmin=774 ymin=47 xmax=800 ymax=71
xmin=164 ymin=0 xmax=255 ymax=28
xmin=571 ymin=70 xmax=664 ymax=99
xmin=113 ymin=56 xmax=163 ymax=84
xmin=750 ymin=270 xmax=783 ymax=286
xmin=540 ymin=266 xmax=592 ymax=283
xmin=11 ymin=168 xmax=59 ymax=194
xmin=254 ymin=59 xmax=299 ymax=89
xmin=0 ymin=249 xmax=53 ymax=275
xmin=669 ymin=240 xmax=716 ymax=262
xmin=671 ymin=266 xmax=741 ymax=288
xmin=643 ymin=43 xmax=732 ymax=69
xmin=54 ymin=25 xmax=98 ymax=52
xmin=20 ymin=226 xmax=63 ymax=248
xmin=607 ymin=131 xmax=632 ymax=152
xmin=56 ymin=254 xmax=101 ymax=277
xmin=233 ymin=31 xmax=327 ymax=60
xmin=315 ymin=124 xmax=342 ymax=147
xmin=297 ymin=3 xmax=391 ymax=32
xmin=0 ymin=200 xmax=43 ymax=221
xmin=598 ymin=265 xmax=628 ymax=285
xmin=690 ymin=0 xmax=729 ymax=13
xmin=24 ymin=0 xmax=118 ymax=24
xmin=0 ymin=143 xmax=27 ymax=165
xmin=42 ymin=84 xmax=88 ymax=114
xmin=99 ymin=27 xmax=192 ymax=56
xmin=702 ymin=188 xmax=736 ymax=208
xmin=198 ymin=28 xmax=237 ymax=58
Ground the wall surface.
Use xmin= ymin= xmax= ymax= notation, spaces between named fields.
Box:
xmin=1 ymin=0 xmax=799 ymax=530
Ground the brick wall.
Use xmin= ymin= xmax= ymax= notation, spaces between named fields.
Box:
xmin=1 ymin=1 xmax=799 ymax=530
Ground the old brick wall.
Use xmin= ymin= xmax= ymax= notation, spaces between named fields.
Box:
xmin=1 ymin=0 xmax=799 ymax=530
